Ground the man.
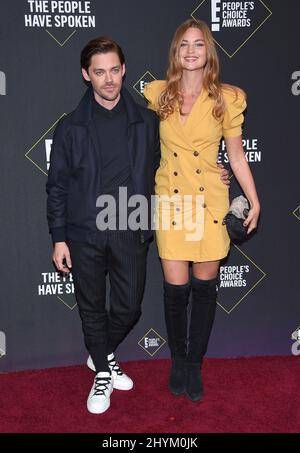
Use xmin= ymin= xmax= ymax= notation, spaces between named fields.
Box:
xmin=46 ymin=37 xmax=160 ymax=414
xmin=46 ymin=36 xmax=229 ymax=415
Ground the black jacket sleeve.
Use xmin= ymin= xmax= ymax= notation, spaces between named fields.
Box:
xmin=46 ymin=117 xmax=71 ymax=243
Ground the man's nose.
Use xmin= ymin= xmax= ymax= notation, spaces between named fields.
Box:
xmin=105 ymin=72 xmax=113 ymax=82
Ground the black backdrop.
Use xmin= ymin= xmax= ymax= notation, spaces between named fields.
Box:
xmin=0 ymin=0 xmax=299 ymax=372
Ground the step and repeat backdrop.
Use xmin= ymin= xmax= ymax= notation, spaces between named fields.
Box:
xmin=0 ymin=0 xmax=299 ymax=371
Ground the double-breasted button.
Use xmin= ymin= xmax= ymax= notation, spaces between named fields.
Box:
xmin=199 ymin=187 xmax=204 ymax=192
xmin=214 ymin=220 xmax=218 ymax=224
xmin=174 ymin=189 xmax=179 ymax=193
xmin=174 ymin=152 xmax=178 ymax=157
xmin=196 ymin=169 xmax=201 ymax=174
xmin=174 ymin=171 xmax=178 ymax=176
xmin=172 ymin=221 xmax=176 ymax=226
xmin=193 ymin=151 xmax=199 ymax=156
xmin=202 ymin=203 xmax=207 ymax=208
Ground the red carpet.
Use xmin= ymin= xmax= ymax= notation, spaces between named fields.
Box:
xmin=0 ymin=356 xmax=299 ymax=433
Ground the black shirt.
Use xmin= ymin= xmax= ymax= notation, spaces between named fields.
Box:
xmin=92 ymin=95 xmax=135 ymax=225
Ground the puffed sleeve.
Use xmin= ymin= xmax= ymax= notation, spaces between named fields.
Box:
xmin=222 ymin=87 xmax=247 ymax=138
xmin=143 ymin=80 xmax=165 ymax=112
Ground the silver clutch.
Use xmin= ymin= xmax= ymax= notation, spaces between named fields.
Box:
xmin=223 ymin=195 xmax=249 ymax=243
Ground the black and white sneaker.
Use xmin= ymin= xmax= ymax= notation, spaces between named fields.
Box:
xmin=87 ymin=371 xmax=113 ymax=414
xmin=87 ymin=353 xmax=133 ymax=391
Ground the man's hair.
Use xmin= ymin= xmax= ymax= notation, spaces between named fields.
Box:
xmin=80 ymin=36 xmax=125 ymax=71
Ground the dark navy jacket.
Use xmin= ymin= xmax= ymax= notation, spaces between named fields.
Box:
xmin=46 ymin=85 xmax=160 ymax=243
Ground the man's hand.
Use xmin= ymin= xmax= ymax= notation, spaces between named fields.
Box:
xmin=218 ymin=163 xmax=230 ymax=186
xmin=52 ymin=242 xmax=72 ymax=273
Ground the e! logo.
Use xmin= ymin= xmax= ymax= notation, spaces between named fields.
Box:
xmin=211 ymin=0 xmax=221 ymax=31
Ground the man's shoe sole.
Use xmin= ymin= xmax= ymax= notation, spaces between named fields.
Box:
xmin=87 ymin=398 xmax=111 ymax=414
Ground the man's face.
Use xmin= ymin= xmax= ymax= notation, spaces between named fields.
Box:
xmin=82 ymin=51 xmax=125 ymax=104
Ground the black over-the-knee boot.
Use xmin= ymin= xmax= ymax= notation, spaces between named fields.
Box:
xmin=163 ymin=281 xmax=191 ymax=395
xmin=186 ymin=275 xmax=218 ymax=402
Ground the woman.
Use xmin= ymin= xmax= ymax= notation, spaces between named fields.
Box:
xmin=144 ymin=19 xmax=260 ymax=402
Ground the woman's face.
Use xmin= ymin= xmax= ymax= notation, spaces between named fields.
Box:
xmin=179 ymin=27 xmax=207 ymax=71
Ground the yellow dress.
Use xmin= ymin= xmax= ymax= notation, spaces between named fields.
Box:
xmin=144 ymin=80 xmax=246 ymax=262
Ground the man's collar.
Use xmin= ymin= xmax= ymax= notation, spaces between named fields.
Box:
xmin=92 ymin=94 xmax=125 ymax=118
xmin=71 ymin=84 xmax=144 ymax=126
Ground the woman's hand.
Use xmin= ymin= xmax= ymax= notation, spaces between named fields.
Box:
xmin=218 ymin=163 xmax=230 ymax=186
xmin=225 ymin=136 xmax=260 ymax=235
xmin=243 ymin=203 xmax=260 ymax=234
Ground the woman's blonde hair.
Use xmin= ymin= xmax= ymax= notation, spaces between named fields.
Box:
xmin=158 ymin=19 xmax=235 ymax=121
